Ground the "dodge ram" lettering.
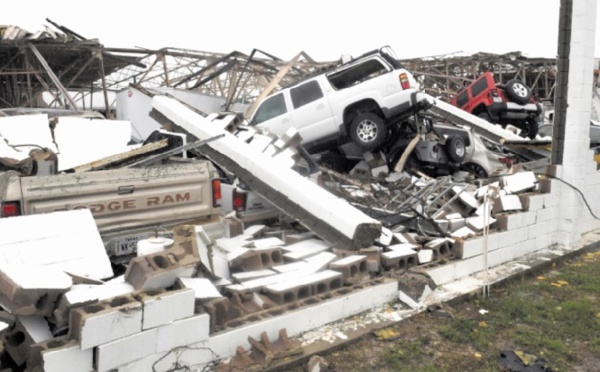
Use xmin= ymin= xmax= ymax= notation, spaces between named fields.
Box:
xmin=54 ymin=192 xmax=192 ymax=214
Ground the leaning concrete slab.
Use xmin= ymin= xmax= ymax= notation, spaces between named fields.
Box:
xmin=152 ymin=96 xmax=381 ymax=250
xmin=0 ymin=209 xmax=113 ymax=280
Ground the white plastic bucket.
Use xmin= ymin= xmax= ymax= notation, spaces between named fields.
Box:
xmin=136 ymin=237 xmax=174 ymax=256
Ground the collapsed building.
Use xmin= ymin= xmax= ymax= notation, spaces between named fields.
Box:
xmin=1 ymin=4 xmax=600 ymax=370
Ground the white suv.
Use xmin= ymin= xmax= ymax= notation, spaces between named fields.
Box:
xmin=249 ymin=46 xmax=427 ymax=152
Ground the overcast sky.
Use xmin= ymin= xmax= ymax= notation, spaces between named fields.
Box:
xmin=4 ymin=0 xmax=599 ymax=61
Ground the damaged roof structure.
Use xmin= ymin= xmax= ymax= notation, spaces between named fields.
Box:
xmin=2 ymin=7 xmax=600 ymax=370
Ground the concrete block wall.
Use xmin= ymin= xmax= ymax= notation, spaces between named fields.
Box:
xmin=116 ymin=279 xmax=399 ymax=371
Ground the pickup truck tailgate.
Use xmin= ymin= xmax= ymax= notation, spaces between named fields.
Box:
xmin=19 ymin=161 xmax=216 ymax=233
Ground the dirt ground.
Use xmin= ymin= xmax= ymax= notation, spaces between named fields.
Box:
xmin=287 ymin=246 xmax=600 ymax=372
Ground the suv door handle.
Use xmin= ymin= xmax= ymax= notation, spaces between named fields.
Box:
xmin=118 ymin=185 xmax=134 ymax=195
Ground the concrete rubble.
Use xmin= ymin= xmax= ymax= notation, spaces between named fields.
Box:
xmin=0 ymin=93 xmax=564 ymax=371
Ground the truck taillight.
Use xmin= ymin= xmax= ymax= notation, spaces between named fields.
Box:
xmin=399 ymin=73 xmax=411 ymax=89
xmin=1 ymin=201 xmax=20 ymax=218
xmin=232 ymin=188 xmax=247 ymax=212
xmin=212 ymin=179 xmax=222 ymax=207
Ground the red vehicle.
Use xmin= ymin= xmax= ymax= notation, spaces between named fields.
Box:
xmin=451 ymin=72 xmax=542 ymax=139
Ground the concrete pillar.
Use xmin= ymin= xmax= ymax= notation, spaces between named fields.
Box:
xmin=553 ymin=0 xmax=598 ymax=246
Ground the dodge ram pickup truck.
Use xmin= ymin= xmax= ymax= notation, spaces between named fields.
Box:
xmin=249 ymin=46 xmax=428 ymax=152
xmin=0 ymin=160 xmax=222 ymax=259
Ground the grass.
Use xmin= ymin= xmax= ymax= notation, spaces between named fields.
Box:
xmin=288 ymin=248 xmax=600 ymax=372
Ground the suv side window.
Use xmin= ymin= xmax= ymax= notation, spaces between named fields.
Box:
xmin=471 ymin=77 xmax=489 ymax=98
xmin=327 ymin=58 xmax=389 ymax=90
xmin=252 ymin=93 xmax=287 ymax=125
xmin=290 ymin=80 xmax=324 ymax=109
xmin=455 ymin=91 xmax=469 ymax=108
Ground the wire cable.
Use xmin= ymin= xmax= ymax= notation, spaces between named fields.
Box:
xmin=535 ymin=172 xmax=600 ymax=220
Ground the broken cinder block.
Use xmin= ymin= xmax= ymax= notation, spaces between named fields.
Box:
xmin=5 ymin=316 xmax=53 ymax=367
xmin=329 ymin=255 xmax=368 ymax=285
xmin=124 ymin=244 xmax=200 ymax=290
xmin=0 ymin=264 xmax=72 ymax=317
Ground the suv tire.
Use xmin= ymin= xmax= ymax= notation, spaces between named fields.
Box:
xmin=350 ymin=113 xmax=386 ymax=150
xmin=504 ymin=80 xmax=532 ymax=104
xmin=446 ymin=135 xmax=466 ymax=163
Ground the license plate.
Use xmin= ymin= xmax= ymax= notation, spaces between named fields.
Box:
xmin=493 ymin=97 xmax=503 ymax=103
xmin=113 ymin=233 xmax=150 ymax=256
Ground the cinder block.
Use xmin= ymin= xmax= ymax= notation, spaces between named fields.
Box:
xmin=69 ymin=294 xmax=142 ymax=350
xmin=448 ymin=218 xmax=466 ymax=232
xmin=494 ymin=213 xmax=523 ymax=231
xmin=537 ymin=207 xmax=559 ymax=223
xmin=5 ymin=316 xmax=52 ymax=366
xmin=95 ymin=327 xmax=158 ymax=372
xmin=52 ymin=282 xmax=135 ymax=330
xmin=417 ymin=249 xmax=434 ymax=264
xmin=28 ymin=337 xmax=93 ymax=372
xmin=539 ymin=178 xmax=553 ymax=193
xmin=502 ymin=171 xmax=537 ymax=193
xmin=466 ymin=214 xmax=496 ymax=232
xmin=358 ymin=246 xmax=381 ymax=273
xmin=493 ymin=195 xmax=522 ymax=213
xmin=329 ymin=255 xmax=368 ymax=285
xmin=381 ymin=249 xmax=418 ymax=270
xmin=124 ymin=246 xmax=199 ymax=290
xmin=518 ymin=192 xmax=545 ymax=211
xmin=424 ymin=238 xmax=454 ymax=260
xmin=0 ymin=264 xmax=72 ymax=316
xmin=451 ymin=186 xmax=480 ymax=213
xmin=376 ymin=227 xmax=394 ymax=246
xmin=156 ymin=313 xmax=210 ymax=353
xmin=264 ymin=270 xmax=343 ymax=304
xmin=543 ymin=192 xmax=561 ymax=208
xmin=454 ymin=234 xmax=499 ymax=259
xmin=229 ymin=247 xmax=284 ymax=271
xmin=520 ymin=211 xmax=537 ymax=227
xmin=133 ymin=288 xmax=195 ymax=330
xmin=450 ymin=226 xmax=476 ymax=239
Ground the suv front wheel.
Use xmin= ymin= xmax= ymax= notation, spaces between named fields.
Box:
xmin=350 ymin=113 xmax=386 ymax=150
